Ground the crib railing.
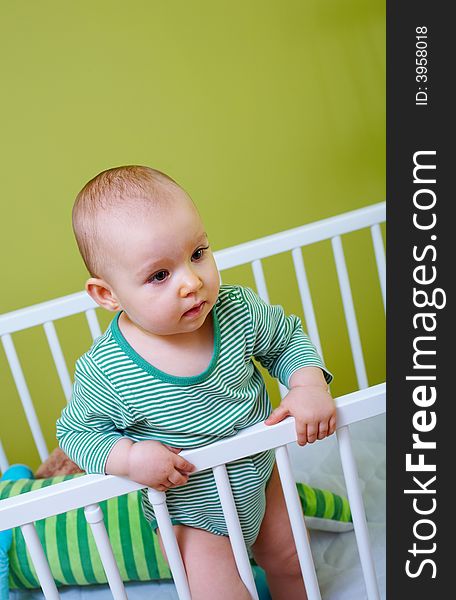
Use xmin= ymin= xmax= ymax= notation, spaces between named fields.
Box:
xmin=0 ymin=202 xmax=386 ymax=599
xmin=0 ymin=383 xmax=385 ymax=600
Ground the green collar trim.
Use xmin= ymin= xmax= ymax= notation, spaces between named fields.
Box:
xmin=110 ymin=308 xmax=220 ymax=386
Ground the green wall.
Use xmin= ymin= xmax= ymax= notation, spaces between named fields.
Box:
xmin=0 ymin=1 xmax=385 ymax=470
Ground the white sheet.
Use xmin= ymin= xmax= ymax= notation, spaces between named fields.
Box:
xmin=11 ymin=414 xmax=385 ymax=600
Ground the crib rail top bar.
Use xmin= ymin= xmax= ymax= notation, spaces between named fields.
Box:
xmin=334 ymin=382 xmax=385 ymax=428
xmin=0 ymin=384 xmax=385 ymax=531
xmin=0 ymin=202 xmax=385 ymax=336
xmin=0 ymin=473 xmax=143 ymax=531
xmin=214 ymin=202 xmax=385 ymax=270
xmin=180 ymin=383 xmax=385 ymax=469
xmin=0 ymin=290 xmax=97 ymax=336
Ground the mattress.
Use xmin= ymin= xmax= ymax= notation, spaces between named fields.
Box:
xmin=10 ymin=414 xmax=385 ymax=600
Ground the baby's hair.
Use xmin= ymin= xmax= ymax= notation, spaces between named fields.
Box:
xmin=72 ymin=165 xmax=179 ymax=278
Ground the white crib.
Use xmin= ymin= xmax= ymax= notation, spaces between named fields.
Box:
xmin=0 ymin=202 xmax=386 ymax=600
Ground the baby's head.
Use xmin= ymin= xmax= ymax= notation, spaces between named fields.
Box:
xmin=73 ymin=166 xmax=181 ymax=279
xmin=73 ymin=166 xmax=220 ymax=337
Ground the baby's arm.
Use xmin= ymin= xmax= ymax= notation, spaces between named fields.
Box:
xmin=105 ymin=438 xmax=195 ymax=491
xmin=57 ymin=354 xmax=195 ymax=490
xmin=265 ymin=366 xmax=336 ymax=445
xmin=239 ymin=286 xmax=333 ymax=388
xmin=237 ymin=286 xmax=335 ymax=444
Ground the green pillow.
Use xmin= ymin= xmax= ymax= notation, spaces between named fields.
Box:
xmin=297 ymin=482 xmax=353 ymax=533
xmin=1 ymin=476 xmax=171 ymax=589
xmin=0 ymin=476 xmax=351 ymax=589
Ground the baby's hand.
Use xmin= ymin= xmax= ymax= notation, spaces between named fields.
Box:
xmin=265 ymin=385 xmax=336 ymax=446
xmin=128 ymin=440 xmax=196 ymax=491
xmin=106 ymin=438 xmax=196 ymax=491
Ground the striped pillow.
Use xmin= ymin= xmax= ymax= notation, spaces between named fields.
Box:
xmin=0 ymin=476 xmax=352 ymax=589
xmin=297 ymin=482 xmax=353 ymax=532
xmin=1 ymin=476 xmax=171 ymax=589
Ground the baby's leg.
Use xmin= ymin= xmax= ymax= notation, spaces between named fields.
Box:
xmin=158 ymin=524 xmax=251 ymax=600
xmin=251 ymin=464 xmax=308 ymax=600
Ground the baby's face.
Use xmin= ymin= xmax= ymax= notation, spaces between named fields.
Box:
xmin=101 ymin=191 xmax=220 ymax=337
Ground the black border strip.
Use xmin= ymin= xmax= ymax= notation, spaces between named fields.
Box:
xmin=387 ymin=2 xmax=451 ymax=595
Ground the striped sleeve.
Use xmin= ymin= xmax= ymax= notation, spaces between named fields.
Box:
xmin=56 ymin=354 xmax=133 ymax=474
xmin=239 ymin=286 xmax=333 ymax=388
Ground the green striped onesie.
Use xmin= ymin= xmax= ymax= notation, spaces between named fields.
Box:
xmin=57 ymin=285 xmax=332 ymax=547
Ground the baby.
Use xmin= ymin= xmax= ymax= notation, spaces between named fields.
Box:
xmin=57 ymin=166 xmax=336 ymax=600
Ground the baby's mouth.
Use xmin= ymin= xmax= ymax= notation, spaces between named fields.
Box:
xmin=183 ymin=301 xmax=205 ymax=318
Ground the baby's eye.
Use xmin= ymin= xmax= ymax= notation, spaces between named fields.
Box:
xmin=192 ymin=246 xmax=209 ymax=261
xmin=148 ymin=270 xmax=169 ymax=283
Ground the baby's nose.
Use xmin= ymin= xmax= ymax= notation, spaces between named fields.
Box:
xmin=179 ymin=269 xmax=203 ymax=296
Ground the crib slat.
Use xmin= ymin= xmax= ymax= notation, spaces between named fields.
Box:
xmin=275 ymin=445 xmax=322 ymax=600
xmin=336 ymin=426 xmax=380 ymax=600
xmin=291 ymin=247 xmax=324 ymax=359
xmin=331 ymin=236 xmax=368 ymax=389
xmin=43 ymin=321 xmax=73 ymax=402
xmin=0 ymin=439 xmax=9 ymax=474
xmin=147 ymin=488 xmax=192 ymax=600
xmin=84 ymin=504 xmax=128 ymax=600
xmin=251 ymin=259 xmax=288 ymax=399
xmin=1 ymin=334 xmax=49 ymax=461
xmin=370 ymin=224 xmax=386 ymax=313
xmin=20 ymin=522 xmax=60 ymax=599
xmin=213 ymin=464 xmax=259 ymax=600
xmin=251 ymin=259 xmax=270 ymax=303
xmin=85 ymin=308 xmax=102 ymax=340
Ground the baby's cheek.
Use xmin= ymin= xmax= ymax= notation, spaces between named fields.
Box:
xmin=211 ymin=275 xmax=221 ymax=296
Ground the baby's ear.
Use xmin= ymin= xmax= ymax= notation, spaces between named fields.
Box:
xmin=85 ymin=278 xmax=121 ymax=312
